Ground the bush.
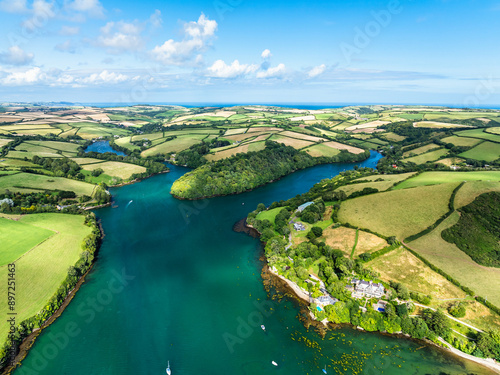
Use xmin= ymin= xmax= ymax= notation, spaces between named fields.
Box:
xmin=92 ymin=168 xmax=104 ymax=177
xmin=448 ymin=302 xmax=466 ymax=318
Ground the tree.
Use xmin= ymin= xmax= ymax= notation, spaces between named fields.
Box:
xmin=92 ymin=168 xmax=104 ymax=177
xmin=311 ymin=226 xmax=323 ymax=237
xmin=448 ymin=302 xmax=466 ymax=318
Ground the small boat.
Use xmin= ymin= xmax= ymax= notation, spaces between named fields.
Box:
xmin=166 ymin=361 xmax=171 ymax=375
xmin=272 ymin=361 xmax=278 ymax=366
xmin=261 ymin=325 xmax=266 ymax=331
xmin=322 ymin=365 xmax=327 ymax=374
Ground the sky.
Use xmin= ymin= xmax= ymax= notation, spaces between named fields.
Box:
xmin=0 ymin=0 xmax=499 ymax=106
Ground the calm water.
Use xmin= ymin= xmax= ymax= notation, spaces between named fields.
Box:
xmin=85 ymin=141 xmax=126 ymax=156
xmin=14 ymin=152 xmax=495 ymax=375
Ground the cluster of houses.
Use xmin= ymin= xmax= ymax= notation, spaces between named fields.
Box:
xmin=346 ymin=278 xmax=385 ymax=299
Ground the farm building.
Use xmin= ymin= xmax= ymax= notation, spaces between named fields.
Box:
xmin=293 ymin=222 xmax=306 ymax=231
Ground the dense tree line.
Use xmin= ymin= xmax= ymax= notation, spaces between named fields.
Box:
xmin=175 ymin=138 xmax=231 ymax=168
xmin=442 ymin=191 xmax=500 ymax=267
xmin=171 ymin=141 xmax=370 ymax=199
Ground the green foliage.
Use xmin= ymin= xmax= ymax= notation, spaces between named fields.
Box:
xmin=91 ymin=167 xmax=104 ymax=177
xmin=448 ymin=302 xmax=466 ymax=318
xmin=325 ymin=302 xmax=350 ymax=323
xmin=442 ymin=192 xmax=500 ymax=267
xmin=311 ymin=226 xmax=323 ymax=237
xmin=171 ymin=141 xmax=369 ymax=199
xmin=422 ymin=309 xmax=451 ymax=338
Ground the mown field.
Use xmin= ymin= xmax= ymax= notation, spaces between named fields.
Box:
xmin=393 ymin=171 xmax=500 ymax=190
xmin=337 ymin=183 xmax=458 ymax=239
xmin=0 ymin=214 xmax=92 ymax=342
xmin=403 ymin=148 xmax=449 ymax=164
xmin=459 ymin=141 xmax=500 ymax=162
xmin=367 ymin=247 xmax=467 ymax=301
xmin=0 ymin=217 xmax=54 ymax=265
xmin=0 ymin=173 xmax=96 ymax=196
xmin=409 ymin=211 xmax=500 ymax=307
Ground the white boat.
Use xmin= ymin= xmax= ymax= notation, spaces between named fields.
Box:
xmin=322 ymin=365 xmax=327 ymax=374
xmin=166 ymin=361 xmax=171 ymax=375
xmin=261 ymin=324 xmax=265 ymax=331
xmin=272 ymin=361 xmax=278 ymax=366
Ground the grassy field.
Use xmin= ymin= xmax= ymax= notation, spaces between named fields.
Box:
xmin=0 ymin=173 xmax=96 ymax=196
xmin=413 ymin=121 xmax=468 ymax=128
xmin=486 ymin=127 xmax=500 ymax=135
xmin=205 ymin=141 xmax=266 ymax=161
xmin=141 ymin=134 xmax=209 ymax=157
xmin=26 ymin=140 xmax=81 ymax=153
xmin=409 ymin=211 xmax=500 ymax=308
xmin=303 ymin=143 xmax=341 ymax=157
xmin=268 ymin=134 xmax=314 ymax=149
xmin=436 ymin=157 xmax=465 ymax=167
xmin=0 ymin=217 xmax=54 ymax=266
xmin=367 ymin=247 xmax=466 ymax=301
xmin=338 ymin=183 xmax=457 ymax=239
xmin=403 ymin=148 xmax=449 ymax=164
xmin=0 ymin=214 xmax=92 ymax=342
xmin=441 ymin=136 xmax=482 ymax=148
xmin=319 ymin=226 xmax=387 ymax=256
xmin=393 ymin=171 xmax=500 ymax=190
xmin=454 ymin=128 xmax=500 ymax=143
xmin=79 ymin=161 xmax=146 ymax=180
xmin=402 ymin=144 xmax=441 ymax=158
xmin=335 ymin=173 xmax=415 ymax=196
xmin=256 ymin=207 xmax=283 ymax=223
xmin=0 ymin=139 xmax=12 ymax=147
xmin=459 ymin=141 xmax=500 ymax=162
xmin=381 ymin=132 xmax=406 ymax=142
xmin=454 ymin=181 xmax=500 ymax=209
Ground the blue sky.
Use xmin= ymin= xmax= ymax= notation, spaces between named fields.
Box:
xmin=0 ymin=0 xmax=499 ymax=106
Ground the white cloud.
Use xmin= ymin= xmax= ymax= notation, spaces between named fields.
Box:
xmin=257 ymin=63 xmax=286 ymax=79
xmin=97 ymin=21 xmax=143 ymax=53
xmin=308 ymin=64 xmax=326 ymax=78
xmin=151 ymin=13 xmax=217 ymax=65
xmin=261 ymin=49 xmax=272 ymax=59
xmin=55 ymin=40 xmax=76 ymax=53
xmin=207 ymin=60 xmax=258 ymax=78
xmin=0 ymin=0 xmax=27 ymax=13
xmin=150 ymin=9 xmax=162 ymax=28
xmin=3 ymin=67 xmax=45 ymax=85
xmin=0 ymin=46 xmax=34 ymax=65
xmin=22 ymin=0 xmax=55 ymax=31
xmin=66 ymin=0 xmax=104 ymax=17
xmin=60 ymin=25 xmax=80 ymax=35
xmin=80 ymin=70 xmax=128 ymax=84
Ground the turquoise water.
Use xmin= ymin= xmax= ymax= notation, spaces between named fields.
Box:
xmin=85 ymin=141 xmax=126 ymax=156
xmin=14 ymin=152 xmax=495 ymax=375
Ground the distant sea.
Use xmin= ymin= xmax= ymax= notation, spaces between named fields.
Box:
xmin=82 ymin=102 xmax=500 ymax=110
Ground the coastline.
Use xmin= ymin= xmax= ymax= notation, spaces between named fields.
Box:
xmin=1 ymin=222 xmax=104 ymax=375
xmin=245 ymin=221 xmax=500 ymax=375
xmin=171 ymin=152 xmax=371 ymax=200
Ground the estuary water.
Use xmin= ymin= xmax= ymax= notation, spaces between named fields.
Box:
xmin=84 ymin=141 xmax=126 ymax=156
xmin=14 ymin=152 xmax=495 ymax=375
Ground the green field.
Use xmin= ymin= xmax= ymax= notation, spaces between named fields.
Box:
xmin=0 ymin=217 xmax=54 ymax=265
xmin=454 ymin=128 xmax=500 ymax=143
xmin=441 ymin=136 xmax=482 ymax=148
xmin=409 ymin=211 xmax=500 ymax=308
xmin=459 ymin=141 xmax=500 ymax=162
xmin=0 ymin=214 xmax=92 ymax=342
xmin=0 ymin=173 xmax=96 ymax=196
xmin=402 ymin=144 xmax=441 ymax=158
xmin=141 ymin=134 xmax=210 ymax=157
xmin=256 ymin=207 xmax=283 ymax=223
xmin=336 ymin=172 xmax=416 ymax=196
xmin=403 ymin=148 xmax=448 ymax=164
xmin=26 ymin=140 xmax=81 ymax=153
xmin=303 ymin=143 xmax=341 ymax=157
xmin=338 ymin=183 xmax=457 ymax=239
xmin=486 ymin=127 xmax=500 ymax=135
xmin=79 ymin=161 xmax=146 ymax=180
xmin=393 ymin=171 xmax=500 ymax=190
xmin=0 ymin=139 xmax=12 ymax=147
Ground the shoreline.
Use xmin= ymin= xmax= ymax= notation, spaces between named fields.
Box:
xmin=266 ymin=265 xmax=500 ymax=374
xmin=171 ymin=152 xmax=371 ymax=200
xmin=1 ymin=222 xmax=104 ymax=375
xmin=244 ymin=220 xmax=500 ymax=374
